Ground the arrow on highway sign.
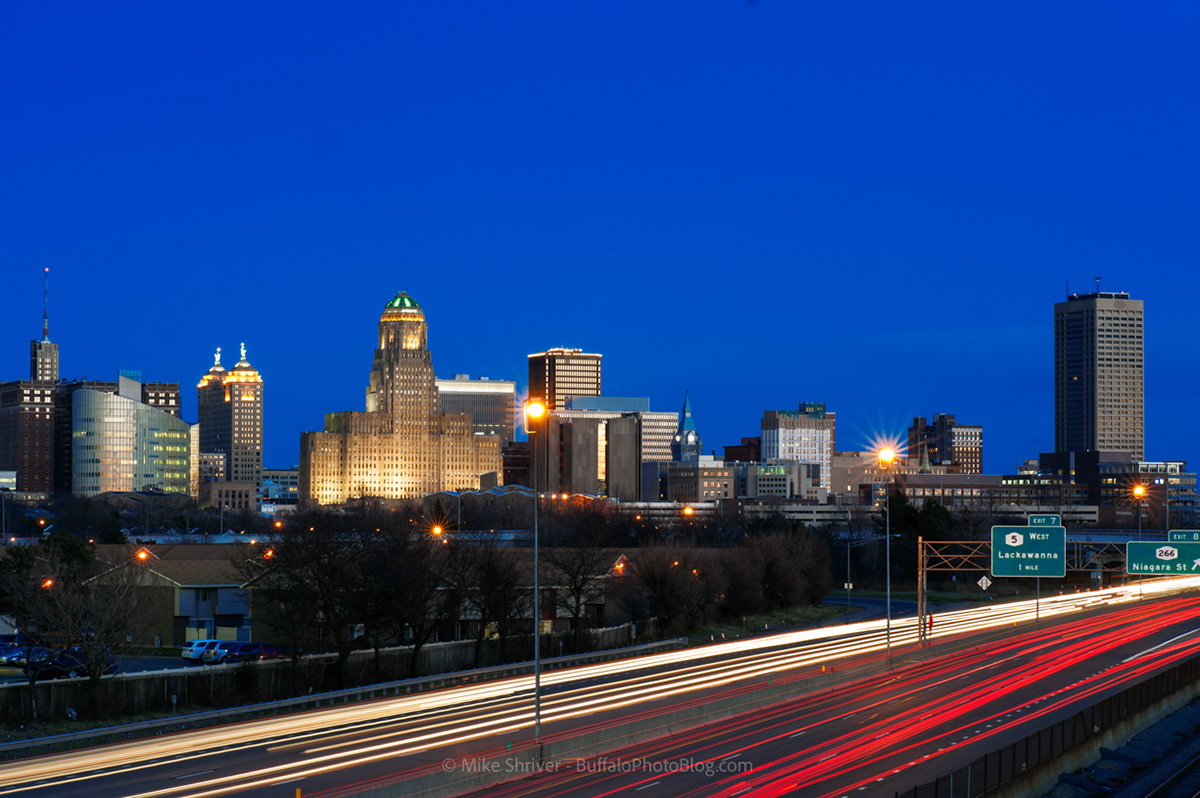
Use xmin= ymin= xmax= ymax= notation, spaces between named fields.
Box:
xmin=1126 ymin=541 xmax=1200 ymax=575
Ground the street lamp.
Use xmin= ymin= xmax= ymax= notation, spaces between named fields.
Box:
xmin=879 ymin=447 xmax=896 ymax=658
xmin=1133 ymin=483 xmax=1146 ymax=599
xmin=523 ymin=397 xmax=546 ymax=744
xmin=1132 ymin=484 xmax=1146 ymax=540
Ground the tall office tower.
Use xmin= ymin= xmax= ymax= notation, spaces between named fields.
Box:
xmin=0 ymin=273 xmax=60 ymax=493
xmin=907 ymin=413 xmax=983 ymax=474
xmin=30 ymin=269 xmax=58 ymax=383
xmin=436 ymin=374 xmax=516 ymax=444
xmin=761 ymin=402 xmax=836 ymax=491
xmin=300 ymin=292 xmax=501 ymax=506
xmin=1054 ymin=289 xmax=1144 ymax=460
xmin=670 ymin=393 xmax=702 ymax=462
xmin=71 ymin=376 xmax=191 ymax=497
xmin=527 ymin=347 xmax=602 ymax=410
xmin=0 ymin=381 xmax=56 ymax=493
xmin=197 ymin=344 xmax=264 ymax=490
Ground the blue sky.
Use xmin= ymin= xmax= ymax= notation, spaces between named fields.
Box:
xmin=2 ymin=3 xmax=1197 ymax=475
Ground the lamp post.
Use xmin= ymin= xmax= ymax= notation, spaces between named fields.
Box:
xmin=1133 ymin=483 xmax=1145 ymax=599
xmin=1133 ymin=484 xmax=1145 ymax=541
xmin=879 ymin=447 xmax=896 ymax=658
xmin=523 ymin=398 xmax=546 ymax=744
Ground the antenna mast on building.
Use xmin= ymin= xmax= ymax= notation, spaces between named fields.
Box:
xmin=1094 ymin=275 xmax=1101 ymax=294
xmin=42 ymin=267 xmax=50 ymax=341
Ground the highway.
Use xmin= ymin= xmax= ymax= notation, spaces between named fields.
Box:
xmin=1 ymin=579 xmax=1198 ymax=798
xmin=468 ymin=589 xmax=1200 ymax=797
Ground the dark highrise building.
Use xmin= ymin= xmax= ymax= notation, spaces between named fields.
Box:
xmin=197 ymin=344 xmax=264 ymax=491
xmin=1054 ymin=289 xmax=1144 ymax=459
xmin=527 ymin=347 xmax=602 ymax=410
xmin=908 ymin=414 xmax=983 ymax=474
xmin=0 ymin=381 xmax=55 ymax=493
xmin=0 ymin=270 xmax=59 ymax=493
xmin=436 ymin=374 xmax=517 ymax=444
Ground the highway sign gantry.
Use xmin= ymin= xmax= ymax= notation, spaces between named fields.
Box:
xmin=991 ymin=525 xmax=1066 ymax=577
xmin=1126 ymin=541 xmax=1200 ymax=575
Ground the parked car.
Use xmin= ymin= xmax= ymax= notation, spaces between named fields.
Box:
xmin=24 ymin=647 xmax=118 ymax=681
xmin=181 ymin=639 xmax=222 ymax=664
xmin=2 ymin=645 xmax=52 ymax=667
xmin=257 ymin=643 xmax=285 ymax=660
xmin=202 ymin=641 xmax=246 ymax=665
xmin=226 ymin=642 xmax=264 ymax=662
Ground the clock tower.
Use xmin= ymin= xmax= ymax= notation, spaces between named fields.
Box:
xmin=671 ymin=393 xmax=702 ymax=462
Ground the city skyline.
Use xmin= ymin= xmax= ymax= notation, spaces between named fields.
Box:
xmin=0 ymin=275 xmax=1188 ymax=479
xmin=3 ymin=4 xmax=1198 ymax=477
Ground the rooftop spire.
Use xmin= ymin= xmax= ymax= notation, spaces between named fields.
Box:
xmin=42 ymin=267 xmax=50 ymax=342
xmin=214 ymin=347 xmax=222 ymax=367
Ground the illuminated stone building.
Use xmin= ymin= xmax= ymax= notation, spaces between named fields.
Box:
xmin=299 ymin=292 xmax=502 ymax=506
xmin=197 ymin=344 xmax=264 ymax=492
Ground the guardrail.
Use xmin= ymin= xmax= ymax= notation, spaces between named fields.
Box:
xmin=0 ymin=637 xmax=686 ymax=760
xmin=895 ymin=652 xmax=1200 ymax=797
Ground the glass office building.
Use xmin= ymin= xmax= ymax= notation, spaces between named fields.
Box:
xmin=72 ymin=383 xmax=192 ymax=497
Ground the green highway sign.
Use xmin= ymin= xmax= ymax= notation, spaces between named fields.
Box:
xmin=991 ymin=525 xmax=1066 ymax=577
xmin=1169 ymin=530 xmax=1200 ymax=543
xmin=1029 ymin=514 xmax=1061 ymax=527
xmin=1127 ymin=541 xmax=1200 ymax=575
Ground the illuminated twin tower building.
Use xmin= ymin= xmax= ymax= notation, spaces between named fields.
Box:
xmin=299 ymin=292 xmax=502 ymax=505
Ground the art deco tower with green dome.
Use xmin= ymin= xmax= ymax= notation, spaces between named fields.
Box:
xmin=300 ymin=291 xmax=502 ymax=505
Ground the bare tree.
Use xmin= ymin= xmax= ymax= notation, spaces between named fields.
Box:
xmin=231 ymin=514 xmax=361 ymax=687
xmin=0 ymin=539 xmax=148 ymax=721
xmin=449 ymin=544 xmax=529 ymax=667
xmin=392 ymin=538 xmax=458 ymax=677
xmin=541 ymin=522 xmax=613 ymax=654
xmin=629 ymin=544 xmax=709 ymax=635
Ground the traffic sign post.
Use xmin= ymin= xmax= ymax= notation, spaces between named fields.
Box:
xmin=991 ymin=525 xmax=1066 ymax=578
xmin=1168 ymin=530 xmax=1200 ymax=543
xmin=1126 ymin=541 xmax=1200 ymax=575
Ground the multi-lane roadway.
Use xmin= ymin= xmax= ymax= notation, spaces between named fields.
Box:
xmin=1 ymin=579 xmax=1198 ymax=798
